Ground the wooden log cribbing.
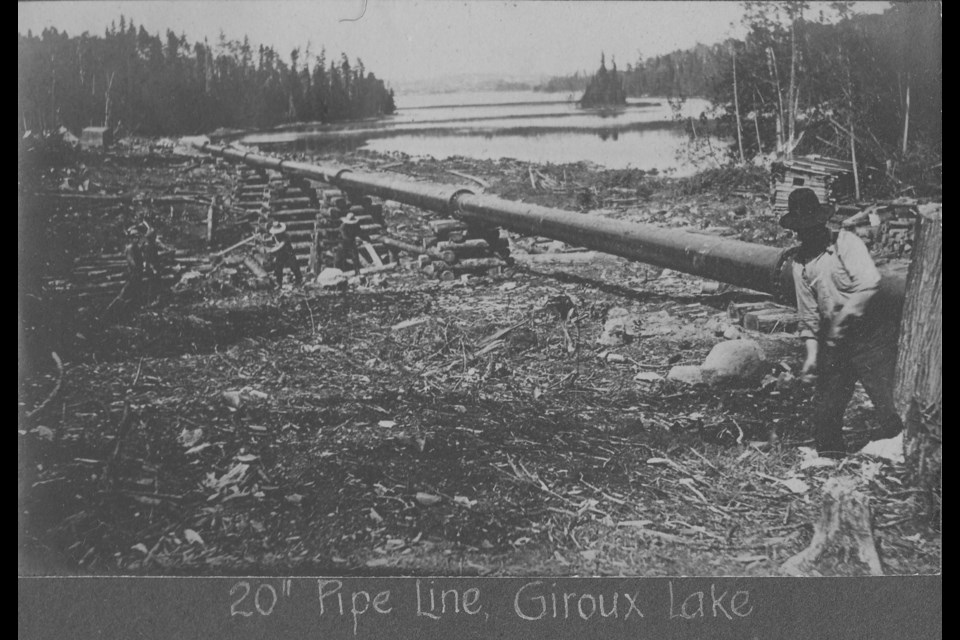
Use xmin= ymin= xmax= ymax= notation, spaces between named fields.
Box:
xmin=424 ymin=256 xmax=509 ymax=280
xmin=271 ymin=197 xmax=314 ymax=208
xmin=728 ymin=300 xmax=799 ymax=334
xmin=429 ymin=219 xmax=467 ymax=237
xmin=728 ymin=300 xmax=780 ymax=322
xmin=743 ymin=309 xmax=799 ymax=333
xmin=270 ymin=208 xmax=322 ymax=221
xmin=379 ymin=237 xmax=445 ymax=261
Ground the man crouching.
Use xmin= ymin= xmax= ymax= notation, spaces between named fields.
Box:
xmin=780 ymin=188 xmax=903 ymax=458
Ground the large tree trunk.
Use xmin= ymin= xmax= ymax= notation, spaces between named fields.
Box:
xmin=894 ymin=204 xmax=942 ymax=512
xmin=104 ymin=72 xmax=116 ymax=129
xmin=766 ymin=47 xmax=785 ymax=156
xmin=901 ymin=74 xmax=911 ymax=155
xmin=732 ymin=46 xmax=745 ymax=164
xmin=849 ymin=118 xmax=861 ymax=200
xmin=787 ymin=17 xmax=798 ymax=160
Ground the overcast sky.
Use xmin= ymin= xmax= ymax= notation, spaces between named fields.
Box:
xmin=18 ymin=1 xmax=888 ymax=85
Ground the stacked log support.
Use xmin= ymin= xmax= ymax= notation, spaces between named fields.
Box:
xmin=231 ymin=167 xmax=272 ymax=217
xmin=311 ymin=188 xmax=390 ymax=272
xmin=264 ymin=177 xmax=324 ymax=274
xmin=413 ymin=218 xmax=510 ymax=279
xmin=727 ymin=300 xmax=800 ymax=334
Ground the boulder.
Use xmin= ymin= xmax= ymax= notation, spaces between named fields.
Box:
xmin=316 ymin=268 xmax=347 ymax=289
xmin=700 ymin=339 xmax=767 ymax=387
xmin=667 ymin=365 xmax=704 ymax=385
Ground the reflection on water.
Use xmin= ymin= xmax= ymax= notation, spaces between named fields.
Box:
xmin=361 ymin=128 xmax=725 ymax=175
xmin=241 ymin=91 xmax=727 ymax=174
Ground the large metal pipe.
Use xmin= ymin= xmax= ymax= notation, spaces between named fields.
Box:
xmin=196 ymin=141 xmax=905 ymax=310
xmin=455 ymin=193 xmax=789 ymax=294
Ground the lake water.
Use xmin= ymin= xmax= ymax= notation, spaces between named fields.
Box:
xmin=241 ymin=91 xmax=728 ymax=175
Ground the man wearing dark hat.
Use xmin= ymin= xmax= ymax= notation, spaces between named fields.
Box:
xmin=781 ymin=187 xmax=903 ymax=457
xmin=268 ymin=222 xmax=302 ymax=287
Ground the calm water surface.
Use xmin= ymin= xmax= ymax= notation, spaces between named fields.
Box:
xmin=242 ymin=91 xmax=727 ymax=175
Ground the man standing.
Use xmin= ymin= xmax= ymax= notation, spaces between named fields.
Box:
xmin=781 ymin=188 xmax=903 ymax=457
xmin=268 ymin=222 xmax=302 ymax=287
xmin=335 ymin=212 xmax=365 ymax=275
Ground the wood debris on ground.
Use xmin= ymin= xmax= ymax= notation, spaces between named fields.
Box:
xmin=18 ymin=141 xmax=939 ymax=577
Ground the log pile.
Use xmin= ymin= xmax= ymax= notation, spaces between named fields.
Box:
xmin=728 ymin=300 xmax=799 ymax=334
xmin=313 ymin=189 xmax=390 ymax=271
xmin=212 ymin=165 xmax=397 ymax=280
xmin=841 ymin=199 xmax=930 ymax=259
xmin=416 ymin=218 xmax=511 ymax=280
xmin=230 ymin=167 xmax=272 ymax=217
xmin=770 ymin=155 xmax=855 ymax=214
xmin=266 ymin=178 xmax=324 ymax=274
xmin=50 ymin=249 xmax=205 ymax=303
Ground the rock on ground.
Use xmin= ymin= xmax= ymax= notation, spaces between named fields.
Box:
xmin=700 ymin=339 xmax=767 ymax=387
xmin=316 ymin=268 xmax=347 ymax=288
xmin=667 ymin=365 xmax=704 ymax=385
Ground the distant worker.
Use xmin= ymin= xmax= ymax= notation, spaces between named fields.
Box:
xmin=781 ymin=188 xmax=903 ymax=458
xmin=268 ymin=222 xmax=302 ymax=287
xmin=335 ymin=212 xmax=367 ymax=275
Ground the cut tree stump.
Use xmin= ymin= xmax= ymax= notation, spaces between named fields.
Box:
xmin=780 ymin=477 xmax=884 ymax=576
xmin=894 ymin=203 xmax=942 ymax=511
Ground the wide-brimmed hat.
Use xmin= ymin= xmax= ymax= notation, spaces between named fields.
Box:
xmin=779 ymin=188 xmax=831 ymax=230
xmin=268 ymin=222 xmax=287 ymax=235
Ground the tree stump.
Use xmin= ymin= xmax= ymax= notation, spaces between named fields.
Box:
xmin=893 ymin=203 xmax=942 ymax=513
xmin=780 ymin=477 xmax=884 ymax=576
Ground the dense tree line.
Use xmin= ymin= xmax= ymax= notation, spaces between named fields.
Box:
xmin=537 ymin=44 xmax=725 ymax=97
xmin=712 ymin=2 xmax=940 ymax=175
xmin=537 ymin=3 xmax=940 ymax=184
xmin=18 ymin=16 xmax=397 ymax=136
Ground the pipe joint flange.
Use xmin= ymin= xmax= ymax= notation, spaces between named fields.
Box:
xmin=773 ymin=245 xmax=800 ymax=304
xmin=448 ymin=188 xmax=475 ymax=218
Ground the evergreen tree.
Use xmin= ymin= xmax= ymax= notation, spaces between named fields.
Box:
xmin=18 ymin=20 xmax=397 ymax=135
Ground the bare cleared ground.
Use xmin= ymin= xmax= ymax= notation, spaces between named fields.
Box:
xmin=18 ymin=141 xmax=941 ymax=576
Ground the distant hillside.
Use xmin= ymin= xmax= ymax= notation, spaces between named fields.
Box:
xmin=539 ymin=43 xmax=726 ymax=97
xmin=392 ymin=73 xmax=548 ymax=95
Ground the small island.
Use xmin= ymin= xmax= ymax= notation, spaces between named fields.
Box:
xmin=579 ymin=53 xmax=627 ymax=108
